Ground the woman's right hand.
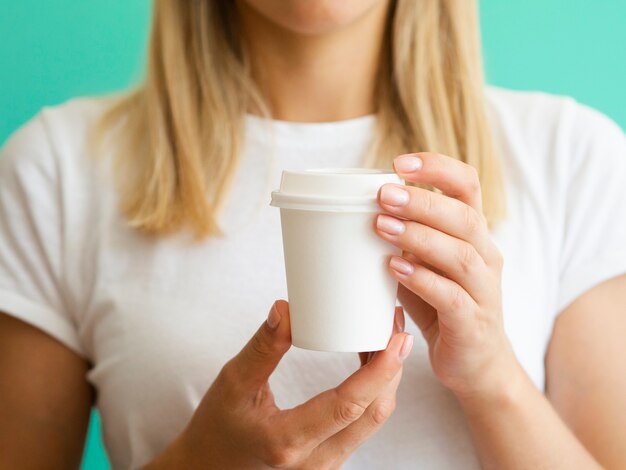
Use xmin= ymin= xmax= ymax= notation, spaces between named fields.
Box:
xmin=144 ymin=300 xmax=413 ymax=470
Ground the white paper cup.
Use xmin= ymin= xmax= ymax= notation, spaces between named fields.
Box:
xmin=270 ymin=168 xmax=403 ymax=352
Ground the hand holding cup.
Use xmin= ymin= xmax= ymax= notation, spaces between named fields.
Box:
xmin=144 ymin=301 xmax=412 ymax=469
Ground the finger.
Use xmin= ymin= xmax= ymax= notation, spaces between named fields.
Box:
xmin=393 ymin=153 xmax=483 ymax=213
xmin=387 ymin=256 xmax=476 ymax=331
xmin=393 ymin=305 xmax=405 ymax=333
xmin=377 ymin=183 xmax=497 ymax=265
xmin=359 ymin=307 xmax=404 ymax=367
xmin=228 ymin=300 xmax=291 ymax=389
xmin=358 ymin=351 xmax=369 ymax=367
xmin=312 ymin=368 xmax=403 ymax=467
xmin=394 ymin=253 xmax=443 ymax=343
xmin=273 ymin=331 xmax=413 ymax=453
xmin=397 ymin=283 xmax=438 ymax=342
xmin=376 ymin=215 xmax=488 ymax=301
xmin=360 ymin=307 xmax=404 ymax=367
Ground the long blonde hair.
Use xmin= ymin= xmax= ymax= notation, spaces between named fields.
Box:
xmin=96 ymin=0 xmax=505 ymax=239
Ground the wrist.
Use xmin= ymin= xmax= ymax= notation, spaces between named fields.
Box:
xmin=141 ymin=430 xmax=195 ymax=470
xmin=451 ymin=336 xmax=532 ymax=411
xmin=454 ymin=353 xmax=532 ymax=419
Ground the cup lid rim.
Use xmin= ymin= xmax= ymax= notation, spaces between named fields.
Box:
xmin=270 ymin=168 xmax=402 ymax=211
xmin=282 ymin=168 xmax=396 ymax=176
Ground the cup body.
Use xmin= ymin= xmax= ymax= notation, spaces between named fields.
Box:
xmin=280 ymin=208 xmax=400 ymax=352
xmin=271 ymin=169 xmax=402 ymax=352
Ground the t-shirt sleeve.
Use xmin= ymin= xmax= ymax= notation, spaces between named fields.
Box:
xmin=0 ymin=113 xmax=85 ymax=356
xmin=556 ymin=102 xmax=626 ymax=314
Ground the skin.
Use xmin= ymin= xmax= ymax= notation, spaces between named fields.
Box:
xmin=375 ymin=154 xmax=626 ymax=468
xmin=0 ymin=314 xmax=94 ymax=468
xmin=145 ymin=302 xmax=410 ymax=469
xmin=1 ymin=0 xmax=625 ymax=468
xmin=237 ymin=0 xmax=390 ymax=121
xmin=0 ymin=304 xmax=410 ymax=470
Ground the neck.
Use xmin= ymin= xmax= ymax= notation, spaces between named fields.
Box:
xmin=237 ymin=2 xmax=390 ymax=122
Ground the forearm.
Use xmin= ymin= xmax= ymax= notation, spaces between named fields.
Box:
xmin=457 ymin=362 xmax=601 ymax=470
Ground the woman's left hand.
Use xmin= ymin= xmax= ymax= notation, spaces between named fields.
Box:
xmin=375 ymin=153 xmax=519 ymax=399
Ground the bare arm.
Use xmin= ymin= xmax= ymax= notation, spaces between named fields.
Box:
xmin=380 ymin=153 xmax=626 ymax=469
xmin=0 ymin=312 xmax=94 ymax=468
xmin=546 ymin=274 xmax=626 ymax=468
xmin=457 ymin=275 xmax=626 ymax=469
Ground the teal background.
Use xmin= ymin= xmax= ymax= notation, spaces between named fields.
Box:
xmin=0 ymin=1 xmax=624 ymax=468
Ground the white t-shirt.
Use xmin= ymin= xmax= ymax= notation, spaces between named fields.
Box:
xmin=1 ymin=87 xmax=625 ymax=469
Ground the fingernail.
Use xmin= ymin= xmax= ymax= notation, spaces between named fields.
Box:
xmin=267 ymin=303 xmax=281 ymax=329
xmin=389 ymin=256 xmax=414 ymax=275
xmin=394 ymin=155 xmax=423 ymax=173
xmin=399 ymin=334 xmax=414 ymax=360
xmin=380 ymin=184 xmax=409 ymax=206
xmin=376 ymin=215 xmax=405 ymax=235
xmin=395 ymin=308 xmax=405 ymax=332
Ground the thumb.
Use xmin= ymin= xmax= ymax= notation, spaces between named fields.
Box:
xmin=230 ymin=300 xmax=292 ymax=388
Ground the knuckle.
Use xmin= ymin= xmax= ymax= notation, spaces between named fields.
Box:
xmin=422 ymin=269 xmax=440 ymax=293
xmin=262 ymin=440 xmax=301 ymax=468
xmin=456 ymin=243 xmax=478 ymax=273
xmin=417 ymin=190 xmax=435 ymax=217
xmin=373 ymin=361 xmax=401 ymax=384
xmin=412 ymin=224 xmax=430 ymax=251
xmin=249 ymin=330 xmax=274 ymax=360
xmin=448 ymin=287 xmax=467 ymax=312
xmin=463 ymin=206 xmax=482 ymax=236
xmin=334 ymin=396 xmax=367 ymax=426
xmin=370 ymin=399 xmax=397 ymax=425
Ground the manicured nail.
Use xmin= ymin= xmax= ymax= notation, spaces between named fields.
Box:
xmin=267 ymin=303 xmax=281 ymax=329
xmin=389 ymin=256 xmax=414 ymax=275
xmin=399 ymin=334 xmax=414 ymax=360
xmin=380 ymin=184 xmax=409 ymax=206
xmin=394 ymin=155 xmax=423 ymax=173
xmin=376 ymin=215 xmax=405 ymax=235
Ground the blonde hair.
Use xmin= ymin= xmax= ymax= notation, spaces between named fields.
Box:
xmin=96 ymin=0 xmax=505 ymax=239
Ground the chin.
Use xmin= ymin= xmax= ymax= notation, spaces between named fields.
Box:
xmin=239 ymin=0 xmax=388 ymax=36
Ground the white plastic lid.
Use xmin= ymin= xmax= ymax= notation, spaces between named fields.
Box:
xmin=270 ymin=168 xmax=403 ymax=212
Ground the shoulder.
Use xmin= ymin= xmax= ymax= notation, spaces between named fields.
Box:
xmin=3 ymin=96 xmax=114 ymax=156
xmin=41 ymin=96 xmax=112 ymax=141
xmin=485 ymin=86 xmax=625 ymax=170
xmin=1 ymin=96 xmax=120 ymax=223
xmin=1 ymin=96 xmax=116 ymax=182
xmin=486 ymin=86 xmax=624 ymax=136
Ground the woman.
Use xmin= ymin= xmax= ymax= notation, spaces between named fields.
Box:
xmin=1 ymin=0 xmax=625 ymax=468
